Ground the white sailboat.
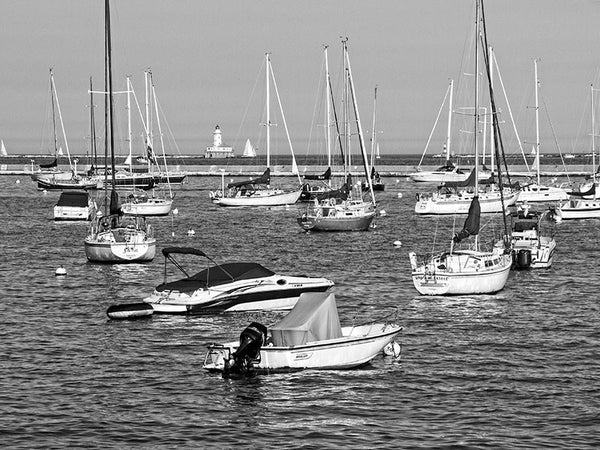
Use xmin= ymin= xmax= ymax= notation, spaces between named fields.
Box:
xmin=0 ymin=140 xmax=7 ymax=157
xmin=119 ymin=71 xmax=173 ymax=217
xmin=517 ymin=60 xmax=568 ymax=203
xmin=241 ymin=138 xmax=256 ymax=158
xmin=210 ymin=53 xmax=302 ymax=207
xmin=409 ymin=0 xmax=512 ymax=296
xmin=84 ymin=0 xmax=156 ymax=264
xmin=297 ymin=40 xmax=377 ymax=232
xmin=551 ymin=84 xmax=600 ymax=221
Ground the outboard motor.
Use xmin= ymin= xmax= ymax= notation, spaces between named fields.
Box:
xmin=514 ymin=249 xmax=532 ymax=270
xmin=224 ymin=322 xmax=268 ymax=377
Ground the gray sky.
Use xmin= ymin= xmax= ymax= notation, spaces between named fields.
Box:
xmin=1 ymin=0 xmax=599 ymax=157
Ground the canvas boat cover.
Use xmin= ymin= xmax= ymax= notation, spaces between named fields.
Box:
xmin=56 ymin=191 xmax=89 ymax=207
xmin=156 ymin=262 xmax=275 ymax=293
xmin=39 ymin=157 xmax=58 ymax=169
xmin=227 ymin=168 xmax=270 ymax=188
xmin=270 ymin=292 xmax=343 ymax=347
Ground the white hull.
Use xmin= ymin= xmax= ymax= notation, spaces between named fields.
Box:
xmin=297 ymin=200 xmax=375 ymax=231
xmin=553 ymin=199 xmax=600 ymax=220
xmin=143 ymin=276 xmax=334 ymax=313
xmin=54 ymin=205 xmax=94 ymax=221
xmin=84 ymin=228 xmax=156 ymax=263
xmin=212 ymin=189 xmax=302 ymax=207
xmin=120 ymin=198 xmax=173 ymax=216
xmin=513 ymin=237 xmax=556 ymax=269
xmin=409 ymin=250 xmax=512 ymax=295
xmin=517 ymin=184 xmax=568 ymax=203
xmin=409 ymin=170 xmax=491 ymax=183
xmin=204 ymin=324 xmax=402 ymax=372
xmin=415 ymin=190 xmax=518 ymax=215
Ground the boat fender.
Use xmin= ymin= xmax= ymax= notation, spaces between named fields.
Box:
xmin=329 ymin=198 xmax=336 ymax=207
xmin=415 ymin=193 xmax=420 ymax=201
xmin=101 ymin=217 xmax=110 ymax=231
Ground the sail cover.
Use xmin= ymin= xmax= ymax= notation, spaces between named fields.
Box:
xmin=453 ymin=196 xmax=480 ymax=243
xmin=271 ymin=292 xmax=342 ymax=347
xmin=39 ymin=158 xmax=58 ymax=169
xmin=569 ymin=182 xmax=596 ymax=198
xmin=441 ymin=168 xmax=476 ymax=189
xmin=304 ymin=167 xmax=332 ymax=181
xmin=227 ymin=168 xmax=270 ymax=188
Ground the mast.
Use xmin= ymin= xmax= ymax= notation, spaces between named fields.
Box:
xmin=534 ymin=58 xmax=541 ymax=185
xmin=488 ymin=47 xmax=495 ymax=172
xmin=49 ymin=69 xmax=59 ymax=162
xmin=106 ymin=0 xmax=118 ymax=214
xmin=369 ymin=85 xmax=378 ymax=169
xmin=345 ymin=41 xmax=376 ymax=205
xmin=446 ymin=79 xmax=454 ymax=164
xmin=592 ymin=84 xmax=596 ymax=183
xmin=126 ymin=76 xmax=133 ymax=174
xmin=151 ymin=73 xmax=173 ymax=198
xmin=265 ymin=52 xmax=271 ymax=170
xmin=89 ymin=77 xmax=97 ymax=172
xmin=474 ymin=0 xmax=480 ymax=249
xmin=324 ymin=45 xmax=332 ymax=171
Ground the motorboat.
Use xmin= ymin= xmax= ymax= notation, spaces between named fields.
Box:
xmin=53 ymin=191 xmax=95 ymax=221
xmin=138 ymin=247 xmax=335 ymax=314
xmin=507 ymin=205 xmax=556 ymax=269
xmin=202 ymin=292 xmax=402 ymax=376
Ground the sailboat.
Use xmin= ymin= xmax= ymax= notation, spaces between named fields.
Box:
xmin=408 ymin=0 xmax=512 ymax=295
xmin=297 ymin=39 xmax=377 ymax=232
xmin=517 ymin=60 xmax=568 ymax=203
xmin=32 ymin=70 xmax=99 ymax=190
xmin=241 ymin=138 xmax=257 ymax=158
xmin=119 ymin=71 xmax=173 ymax=216
xmin=209 ymin=53 xmax=303 ymax=207
xmin=84 ymin=0 xmax=156 ymax=263
xmin=0 ymin=140 xmax=7 ymax=157
xmin=409 ymin=80 xmax=471 ymax=183
xmin=362 ymin=86 xmax=385 ymax=192
xmin=551 ymin=85 xmax=600 ymax=221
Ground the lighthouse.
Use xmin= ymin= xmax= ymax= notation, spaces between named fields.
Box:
xmin=205 ymin=125 xmax=234 ymax=158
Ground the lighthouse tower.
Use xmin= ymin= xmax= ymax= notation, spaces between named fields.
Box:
xmin=205 ymin=125 xmax=234 ymax=158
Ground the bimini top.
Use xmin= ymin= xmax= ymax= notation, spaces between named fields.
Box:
xmin=56 ymin=191 xmax=89 ymax=207
xmin=156 ymin=262 xmax=276 ymax=293
xmin=270 ymin=292 xmax=342 ymax=347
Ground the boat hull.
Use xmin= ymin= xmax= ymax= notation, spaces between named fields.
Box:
xmin=144 ymin=280 xmax=334 ymax=314
xmin=553 ymin=199 xmax=600 ymax=220
xmin=517 ymin=184 xmax=568 ymax=203
xmin=54 ymin=206 xmax=94 ymax=221
xmin=297 ymin=211 xmax=375 ymax=231
xmin=213 ymin=189 xmax=302 ymax=207
xmin=415 ymin=191 xmax=518 ymax=215
xmin=84 ymin=238 xmax=156 ymax=263
xmin=203 ymin=324 xmax=402 ymax=372
xmin=120 ymin=199 xmax=173 ymax=216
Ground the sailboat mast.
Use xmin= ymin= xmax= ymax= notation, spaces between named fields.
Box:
xmin=151 ymin=76 xmax=173 ymax=198
xmin=324 ymin=45 xmax=332 ymax=170
xmin=126 ymin=76 xmax=133 ymax=173
xmin=265 ymin=52 xmax=271 ymax=169
xmin=474 ymin=0 xmax=480 ymax=249
xmin=106 ymin=0 xmax=117 ymax=212
xmin=592 ymin=84 xmax=596 ymax=183
xmin=370 ymin=85 xmax=378 ymax=169
xmin=49 ymin=69 xmax=59 ymax=161
xmin=446 ymin=79 xmax=453 ymax=163
xmin=89 ymin=77 xmax=97 ymax=170
xmin=534 ymin=59 xmax=541 ymax=185
xmin=345 ymin=42 xmax=376 ymax=205
xmin=488 ymin=47 xmax=495 ymax=172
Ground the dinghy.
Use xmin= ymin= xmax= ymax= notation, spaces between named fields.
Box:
xmin=203 ymin=292 xmax=402 ymax=375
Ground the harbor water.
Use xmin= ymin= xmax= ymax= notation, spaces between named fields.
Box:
xmin=0 ymin=174 xmax=598 ymax=448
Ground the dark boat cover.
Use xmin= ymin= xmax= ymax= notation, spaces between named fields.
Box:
xmin=227 ymin=168 xmax=270 ymax=188
xmin=304 ymin=167 xmax=332 ymax=181
xmin=56 ymin=191 xmax=89 ymax=207
xmin=569 ymin=182 xmax=596 ymax=198
xmin=162 ymin=247 xmax=207 ymax=257
xmin=270 ymin=292 xmax=342 ymax=347
xmin=453 ymin=196 xmax=480 ymax=243
xmin=156 ymin=262 xmax=276 ymax=293
xmin=315 ymin=175 xmax=352 ymax=201
xmin=441 ymin=168 xmax=476 ymax=189
xmin=39 ymin=158 xmax=58 ymax=169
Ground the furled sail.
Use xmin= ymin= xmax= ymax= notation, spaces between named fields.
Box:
xmin=304 ymin=167 xmax=332 ymax=181
xmin=39 ymin=158 xmax=58 ymax=169
xmin=227 ymin=168 xmax=270 ymax=188
xmin=453 ymin=196 xmax=480 ymax=243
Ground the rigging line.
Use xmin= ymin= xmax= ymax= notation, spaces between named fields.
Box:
xmin=418 ymin=82 xmax=452 ymax=169
xmin=233 ymin=57 xmax=265 ymax=153
xmin=306 ymin=51 xmax=327 ymax=157
xmin=539 ymin=90 xmax=571 ymax=183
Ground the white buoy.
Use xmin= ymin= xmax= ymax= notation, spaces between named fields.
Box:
xmin=55 ymin=266 xmax=67 ymax=276
xmin=43 ymin=190 xmax=48 ymax=195
xmin=187 ymin=228 xmax=195 ymax=236
xmin=396 ymin=179 xmax=400 ymax=183
xmin=15 ymin=179 xmax=21 ymax=184
xmin=379 ymin=209 xmax=387 ymax=217
xmin=383 ymin=341 xmax=402 ymax=358
xmin=397 ymin=192 xmax=403 ymax=199
xmin=393 ymin=240 xmax=402 ymax=247
xmin=172 ymin=208 xmax=179 ymax=216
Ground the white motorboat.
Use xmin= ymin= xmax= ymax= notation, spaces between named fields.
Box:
xmin=53 ymin=191 xmax=95 ymax=221
xmin=508 ymin=205 xmax=556 ymax=269
xmin=550 ymin=189 xmax=600 ymax=221
xmin=202 ymin=292 xmax=402 ymax=375
xmin=137 ymin=247 xmax=334 ymax=314
xmin=120 ymin=190 xmax=173 ymax=216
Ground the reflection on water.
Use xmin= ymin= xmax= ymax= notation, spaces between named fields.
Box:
xmin=0 ymin=175 xmax=598 ymax=447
